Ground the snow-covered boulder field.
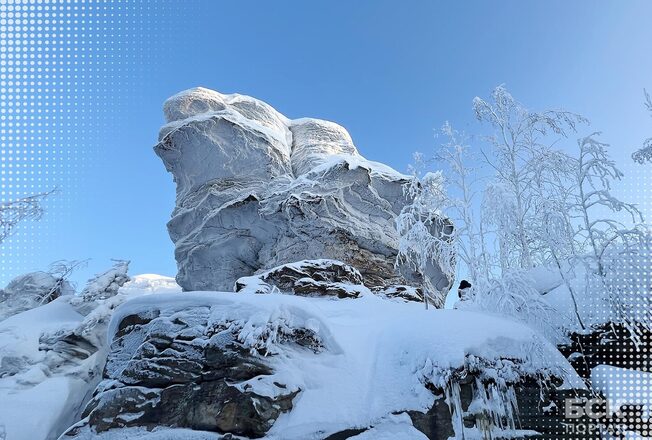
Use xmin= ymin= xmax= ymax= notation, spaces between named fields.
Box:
xmin=0 ymin=263 xmax=594 ymax=439
xmin=58 ymin=273 xmax=587 ymax=440
xmin=0 ymin=266 xmax=180 ymax=440
xmin=154 ymin=88 xmax=453 ymax=306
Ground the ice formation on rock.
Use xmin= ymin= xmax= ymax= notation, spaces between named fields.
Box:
xmin=155 ymin=88 xmax=454 ymax=303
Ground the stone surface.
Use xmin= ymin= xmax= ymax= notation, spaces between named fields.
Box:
xmin=235 ymin=259 xmax=367 ymax=299
xmin=373 ymin=285 xmax=424 ymax=303
xmin=154 ymin=87 xmax=453 ymax=301
xmin=64 ymin=304 xmax=301 ymax=438
xmin=409 ymin=365 xmax=594 ymax=440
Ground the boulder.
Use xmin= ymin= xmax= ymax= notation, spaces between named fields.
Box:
xmin=235 ymin=259 xmax=367 ymax=299
xmin=154 ymin=88 xmax=454 ymax=304
xmin=64 ymin=303 xmax=303 ymax=438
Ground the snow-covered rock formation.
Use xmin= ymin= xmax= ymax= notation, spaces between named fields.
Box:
xmin=62 ymin=287 xmax=585 ymax=440
xmin=155 ymin=88 xmax=454 ymax=305
xmin=0 ymin=262 xmax=144 ymax=440
xmin=0 ymin=271 xmax=75 ymax=322
xmin=1 ymin=264 xmax=592 ymax=440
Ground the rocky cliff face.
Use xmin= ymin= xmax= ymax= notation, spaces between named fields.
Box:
xmin=154 ymin=88 xmax=453 ymax=305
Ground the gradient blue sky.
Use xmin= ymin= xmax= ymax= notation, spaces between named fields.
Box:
xmin=6 ymin=0 xmax=652 ymax=286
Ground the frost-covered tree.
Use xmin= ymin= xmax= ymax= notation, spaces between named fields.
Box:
xmin=631 ymin=89 xmax=652 ymax=164
xmin=573 ymin=133 xmax=643 ymax=277
xmin=473 ymin=86 xmax=585 ymax=270
xmin=526 ymin=147 xmax=589 ymax=328
xmin=435 ymin=123 xmax=490 ymax=283
xmin=396 ymin=170 xmax=456 ymax=309
xmin=0 ymin=190 xmax=55 ymax=244
xmin=571 ymin=134 xmax=646 ymax=336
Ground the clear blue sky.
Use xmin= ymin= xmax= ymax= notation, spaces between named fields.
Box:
xmin=3 ymin=0 xmax=652 ymax=287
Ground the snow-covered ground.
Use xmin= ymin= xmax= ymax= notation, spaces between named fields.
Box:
xmin=0 ymin=274 xmax=179 ymax=440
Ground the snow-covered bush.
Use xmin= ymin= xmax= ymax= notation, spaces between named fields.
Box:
xmin=0 ymin=260 xmax=83 ymax=322
xmin=79 ymin=260 xmax=130 ymax=302
xmin=458 ymin=270 xmax=567 ymax=344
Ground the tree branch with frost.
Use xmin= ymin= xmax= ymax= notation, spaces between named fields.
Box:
xmin=39 ymin=259 xmax=88 ymax=305
xmin=435 ymin=123 xmax=491 ymax=283
xmin=632 ymin=89 xmax=652 ymax=164
xmin=0 ymin=189 xmax=56 ymax=244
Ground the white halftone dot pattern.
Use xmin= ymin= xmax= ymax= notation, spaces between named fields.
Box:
xmin=0 ymin=0 xmax=193 ymax=281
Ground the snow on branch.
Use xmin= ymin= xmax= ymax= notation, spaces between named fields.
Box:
xmin=0 ymin=189 xmax=56 ymax=244
xmin=632 ymin=89 xmax=652 ymax=164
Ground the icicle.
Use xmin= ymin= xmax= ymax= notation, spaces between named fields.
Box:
xmin=469 ymin=377 xmax=521 ymax=440
xmin=444 ymin=380 xmax=466 ymax=440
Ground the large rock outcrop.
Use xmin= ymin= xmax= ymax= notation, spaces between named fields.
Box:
xmin=154 ymin=88 xmax=453 ymax=305
xmin=61 ymin=289 xmax=587 ymax=440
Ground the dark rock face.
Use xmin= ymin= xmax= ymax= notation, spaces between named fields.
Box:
xmin=64 ymin=306 xmax=299 ymax=438
xmin=558 ymin=322 xmax=652 ymax=439
xmin=373 ymin=285 xmax=424 ymax=303
xmin=406 ymin=375 xmax=595 ymax=440
xmin=235 ymin=259 xmax=366 ymax=298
